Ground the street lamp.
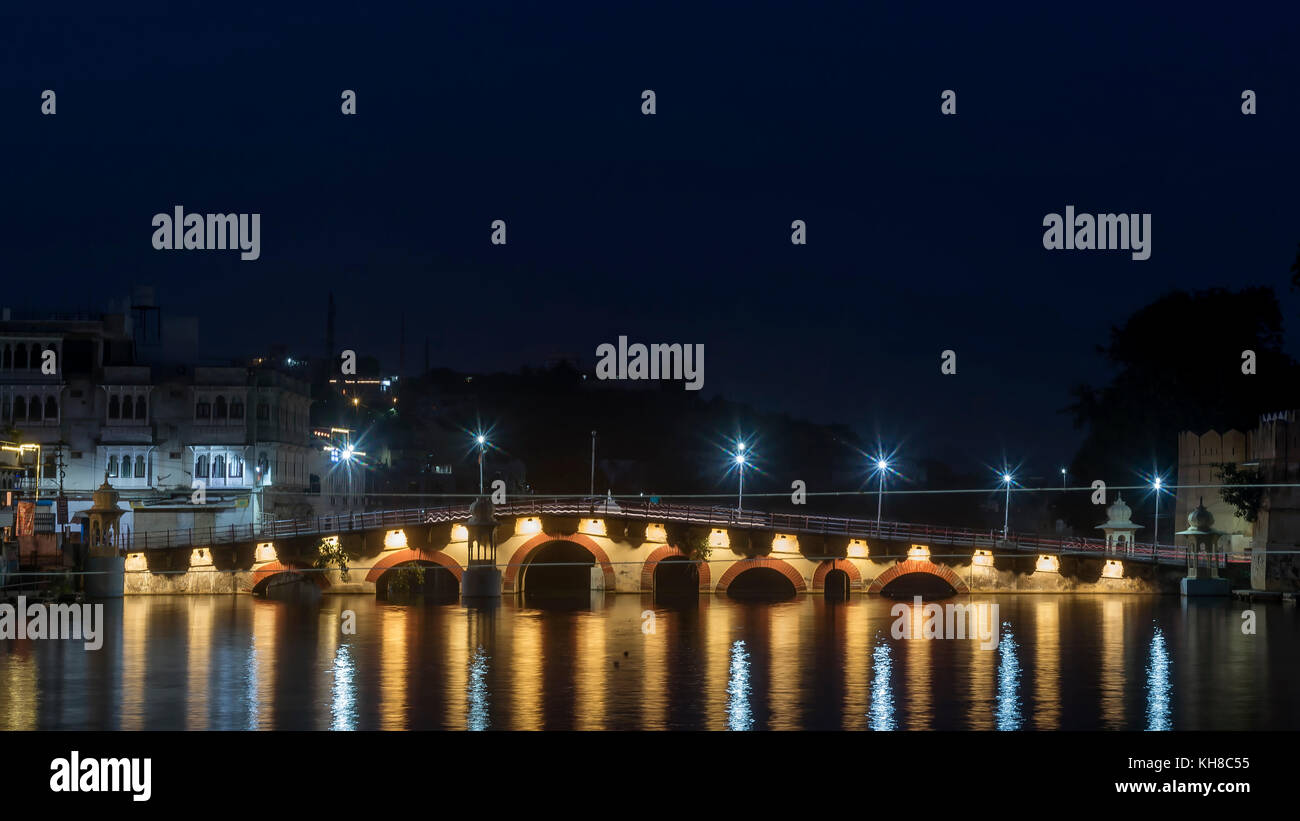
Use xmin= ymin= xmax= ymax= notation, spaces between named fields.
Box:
xmin=475 ymin=434 xmax=487 ymax=494
xmin=1002 ymin=472 xmax=1014 ymax=538
xmin=1152 ymin=476 xmax=1163 ymax=553
xmin=733 ymin=442 xmax=747 ymax=514
xmin=1060 ymin=467 xmax=1067 ymax=488
xmin=874 ymin=457 xmax=890 ymax=534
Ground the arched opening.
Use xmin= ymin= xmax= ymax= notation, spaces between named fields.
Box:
xmin=823 ymin=568 xmax=850 ymax=601
xmin=726 ymin=567 xmax=797 ymax=601
xmin=522 ymin=540 xmax=595 ymax=600
xmin=653 ymin=556 xmax=698 ymax=599
xmin=376 ymin=561 xmax=459 ymax=604
xmin=877 ymin=572 xmax=958 ymax=600
xmin=252 ymin=571 xmax=322 ymax=602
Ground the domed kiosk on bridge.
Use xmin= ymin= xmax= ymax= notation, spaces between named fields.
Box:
xmin=1175 ymin=498 xmax=1230 ymax=597
xmin=461 ymin=496 xmax=502 ymax=601
xmin=1096 ymin=493 xmax=1143 ymax=556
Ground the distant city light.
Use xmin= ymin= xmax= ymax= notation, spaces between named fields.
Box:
xmin=1153 ymin=477 xmax=1162 ymax=489
xmin=1003 ymin=473 xmax=1013 ymax=483
xmin=735 ymin=454 xmax=746 ymax=465
xmin=476 ymin=434 xmax=486 ymax=445
xmin=876 ymin=459 xmax=889 ymax=471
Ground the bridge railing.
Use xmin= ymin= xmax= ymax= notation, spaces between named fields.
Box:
xmin=121 ymin=497 xmax=1240 ymax=568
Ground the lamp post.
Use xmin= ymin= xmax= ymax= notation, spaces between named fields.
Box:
xmin=590 ymin=430 xmax=597 ymax=497
xmin=1060 ymin=467 xmax=1067 ymax=489
xmin=475 ymin=434 xmax=487 ymax=494
xmin=875 ymin=458 xmax=889 ymax=535
xmin=1002 ymin=473 xmax=1013 ymax=538
xmin=734 ymin=442 xmax=747 ymax=515
xmin=1152 ymin=477 xmax=1162 ymax=556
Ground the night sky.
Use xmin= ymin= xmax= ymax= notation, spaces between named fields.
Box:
xmin=3 ymin=2 xmax=1298 ymax=477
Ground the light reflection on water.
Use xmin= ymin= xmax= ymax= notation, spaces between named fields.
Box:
xmin=1146 ymin=625 xmax=1172 ymax=731
xmin=869 ymin=639 xmax=894 ymax=731
xmin=0 ymin=594 xmax=1292 ymax=730
xmin=726 ymin=640 xmax=753 ymax=731
xmin=996 ymin=623 xmax=1021 ymax=731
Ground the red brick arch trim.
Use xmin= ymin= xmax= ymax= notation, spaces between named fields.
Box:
xmin=250 ymin=560 xmax=330 ymax=592
xmin=641 ymin=545 xmax=712 ymax=592
xmin=812 ymin=559 xmax=862 ymax=592
xmin=503 ymin=533 xmax=617 ymax=593
xmin=715 ymin=558 xmax=807 ymax=594
xmin=866 ymin=559 xmax=969 ymax=594
xmin=364 ymin=549 xmax=463 ymax=583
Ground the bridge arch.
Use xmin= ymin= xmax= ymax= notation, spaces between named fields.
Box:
xmin=866 ymin=559 xmax=969 ymax=595
xmin=641 ymin=545 xmax=711 ymax=593
xmin=715 ymin=558 xmax=806 ymax=595
xmin=812 ymin=559 xmax=861 ymax=593
xmin=364 ymin=549 xmax=463 ymax=583
xmin=250 ymin=560 xmax=330 ymax=595
xmin=503 ymin=532 xmax=616 ymax=594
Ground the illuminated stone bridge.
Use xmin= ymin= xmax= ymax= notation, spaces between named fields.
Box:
xmin=117 ymin=500 xmax=1226 ymax=597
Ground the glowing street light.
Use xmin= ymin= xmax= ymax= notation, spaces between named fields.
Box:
xmin=1001 ymin=472 xmax=1014 ymax=537
xmin=474 ymin=434 xmax=488 ymax=494
xmin=1152 ymin=476 xmax=1164 ymax=551
xmin=1060 ymin=467 xmax=1067 ymax=488
xmin=732 ymin=441 xmax=748 ymax=514
xmin=872 ymin=456 xmax=891 ymax=534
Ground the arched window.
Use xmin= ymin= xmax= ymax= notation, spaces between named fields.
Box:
xmin=257 ymin=402 xmax=269 ymax=421
xmin=2 ymin=345 xmax=10 ymax=369
xmin=214 ymin=396 xmax=228 ymax=419
xmin=14 ymin=345 xmax=27 ymax=370
xmin=231 ymin=399 xmax=245 ymax=419
xmin=30 ymin=343 xmax=41 ymax=369
xmin=195 ymin=399 xmax=211 ymax=419
xmin=135 ymin=455 xmax=146 ymax=479
xmin=107 ymin=455 xmax=119 ymax=478
xmin=230 ymin=457 xmax=244 ymax=478
xmin=44 ymin=396 xmax=56 ymax=419
xmin=135 ymin=395 xmax=147 ymax=420
xmin=195 ymin=454 xmax=209 ymax=479
xmin=11 ymin=396 xmax=24 ymax=421
xmin=257 ymin=453 xmax=269 ymax=477
xmin=108 ymin=395 xmax=120 ymax=419
xmin=213 ymin=455 xmax=225 ymax=479
xmin=28 ymin=396 xmax=41 ymax=421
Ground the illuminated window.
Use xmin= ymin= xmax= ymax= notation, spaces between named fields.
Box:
xmin=107 ymin=455 xmax=119 ymax=478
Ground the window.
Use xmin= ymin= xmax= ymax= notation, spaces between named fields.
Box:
xmin=231 ymin=399 xmax=244 ymax=419
xmin=214 ymin=396 xmax=227 ymax=419
xmin=14 ymin=346 xmax=27 ymax=370
xmin=213 ymin=454 xmax=225 ymax=479
xmin=44 ymin=396 xmax=56 ymax=419
xmin=257 ymin=453 xmax=269 ymax=476
xmin=12 ymin=396 xmax=24 ymax=421
xmin=107 ymin=455 xmax=119 ymax=478
xmin=230 ymin=457 xmax=244 ymax=478
xmin=134 ymin=455 xmax=146 ymax=479
xmin=108 ymin=395 xmax=120 ymax=419
xmin=195 ymin=400 xmax=211 ymax=419
xmin=195 ymin=455 xmax=209 ymax=479
xmin=28 ymin=396 xmax=41 ymax=421
xmin=257 ymin=403 xmax=269 ymax=421
xmin=134 ymin=395 xmax=147 ymax=420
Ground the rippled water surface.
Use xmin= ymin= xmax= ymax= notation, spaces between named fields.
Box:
xmin=1 ymin=594 xmax=1294 ymax=730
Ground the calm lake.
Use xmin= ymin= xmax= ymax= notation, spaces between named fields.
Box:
xmin=0 ymin=593 xmax=1293 ymax=730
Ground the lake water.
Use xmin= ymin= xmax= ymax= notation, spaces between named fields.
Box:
xmin=1 ymin=593 xmax=1294 ymax=730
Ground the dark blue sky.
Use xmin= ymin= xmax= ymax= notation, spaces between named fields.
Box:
xmin=3 ymin=2 xmax=1298 ymax=475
